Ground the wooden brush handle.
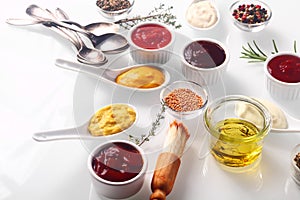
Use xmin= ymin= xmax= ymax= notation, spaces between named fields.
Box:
xmin=150 ymin=152 xmax=181 ymax=200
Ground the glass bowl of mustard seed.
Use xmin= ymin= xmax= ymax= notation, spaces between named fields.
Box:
xmin=291 ymin=144 xmax=300 ymax=187
xmin=229 ymin=0 xmax=272 ymax=32
xmin=160 ymin=80 xmax=208 ymax=120
xmin=96 ymin=0 xmax=135 ymax=20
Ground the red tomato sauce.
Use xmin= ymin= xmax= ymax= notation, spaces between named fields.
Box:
xmin=131 ymin=24 xmax=172 ymax=49
xmin=92 ymin=142 xmax=143 ymax=182
xmin=267 ymin=55 xmax=300 ymax=83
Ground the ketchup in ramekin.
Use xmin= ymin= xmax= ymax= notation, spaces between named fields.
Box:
xmin=131 ymin=24 xmax=172 ymax=49
xmin=267 ymin=54 xmax=300 ymax=83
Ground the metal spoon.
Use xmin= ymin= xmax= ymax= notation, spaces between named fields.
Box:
xmin=50 ymin=8 xmax=107 ymax=65
xmin=26 ymin=4 xmax=129 ymax=52
xmin=6 ymin=18 xmax=119 ymax=38
xmin=6 ymin=18 xmax=43 ymax=25
xmin=32 ymin=7 xmax=107 ymax=65
xmin=55 ymin=59 xmax=171 ymax=91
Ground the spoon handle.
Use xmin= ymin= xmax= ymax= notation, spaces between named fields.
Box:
xmin=271 ymin=128 xmax=300 ymax=133
xmin=55 ymin=59 xmax=103 ymax=77
xmin=33 ymin=127 xmax=82 ymax=141
xmin=6 ymin=18 xmax=42 ymax=26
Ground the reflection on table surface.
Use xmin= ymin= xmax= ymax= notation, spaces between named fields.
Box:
xmin=1 ymin=0 xmax=300 ymax=199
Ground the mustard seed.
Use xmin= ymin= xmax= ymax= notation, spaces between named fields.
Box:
xmin=164 ymin=88 xmax=203 ymax=112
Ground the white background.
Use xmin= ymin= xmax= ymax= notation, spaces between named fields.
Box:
xmin=1 ymin=0 xmax=300 ymax=199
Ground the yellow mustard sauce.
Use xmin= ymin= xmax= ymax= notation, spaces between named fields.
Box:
xmin=88 ymin=104 xmax=136 ymax=136
xmin=115 ymin=66 xmax=165 ymax=89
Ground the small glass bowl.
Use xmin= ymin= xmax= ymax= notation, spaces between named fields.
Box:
xmin=264 ymin=52 xmax=300 ymax=100
xmin=290 ymin=144 xmax=300 ymax=187
xmin=229 ymin=0 xmax=272 ymax=32
xmin=96 ymin=0 xmax=135 ymax=20
xmin=204 ymin=95 xmax=271 ymax=171
xmin=160 ymin=80 xmax=208 ymax=120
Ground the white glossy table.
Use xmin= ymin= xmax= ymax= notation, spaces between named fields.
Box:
xmin=1 ymin=0 xmax=300 ymax=199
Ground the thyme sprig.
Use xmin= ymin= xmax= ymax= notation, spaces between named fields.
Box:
xmin=129 ymin=102 xmax=166 ymax=146
xmin=115 ymin=3 xmax=181 ymax=30
xmin=240 ymin=40 xmax=297 ymax=63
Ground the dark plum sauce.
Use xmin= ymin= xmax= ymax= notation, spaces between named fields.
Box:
xmin=92 ymin=142 xmax=143 ymax=182
xmin=184 ymin=40 xmax=226 ymax=68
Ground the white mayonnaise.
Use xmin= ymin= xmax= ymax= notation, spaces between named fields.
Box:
xmin=236 ymin=98 xmax=288 ymax=129
xmin=186 ymin=1 xmax=218 ymax=29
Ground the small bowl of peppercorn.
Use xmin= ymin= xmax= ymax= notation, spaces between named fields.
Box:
xmin=290 ymin=144 xmax=300 ymax=187
xmin=96 ymin=0 xmax=135 ymax=20
xmin=160 ymin=80 xmax=209 ymax=120
xmin=229 ymin=0 xmax=272 ymax=32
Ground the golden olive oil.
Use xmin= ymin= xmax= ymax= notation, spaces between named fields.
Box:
xmin=210 ymin=118 xmax=263 ymax=167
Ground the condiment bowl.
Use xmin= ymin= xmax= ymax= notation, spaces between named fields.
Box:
xmin=229 ymin=0 xmax=272 ymax=32
xmin=181 ymin=38 xmax=229 ymax=86
xmin=160 ymin=80 xmax=208 ymax=120
xmin=87 ymin=139 xmax=148 ymax=199
xmin=264 ymin=52 xmax=300 ymax=100
xmin=185 ymin=0 xmax=220 ymax=31
xmin=96 ymin=0 xmax=135 ymax=20
xmin=204 ymin=95 xmax=271 ymax=171
xmin=290 ymin=144 xmax=300 ymax=187
xmin=127 ymin=21 xmax=175 ymax=64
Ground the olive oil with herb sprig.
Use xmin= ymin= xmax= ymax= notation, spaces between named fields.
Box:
xmin=210 ymin=118 xmax=264 ymax=168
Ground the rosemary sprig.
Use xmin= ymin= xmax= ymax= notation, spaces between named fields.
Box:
xmin=240 ymin=40 xmax=268 ymax=62
xmin=129 ymin=102 xmax=166 ymax=146
xmin=271 ymin=39 xmax=279 ymax=54
xmin=240 ymin=40 xmax=298 ymax=63
xmin=115 ymin=3 xmax=181 ymax=30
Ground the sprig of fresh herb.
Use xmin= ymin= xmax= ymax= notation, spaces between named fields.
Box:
xmin=129 ymin=102 xmax=166 ymax=146
xmin=115 ymin=3 xmax=181 ymax=30
xmin=240 ymin=40 xmax=297 ymax=63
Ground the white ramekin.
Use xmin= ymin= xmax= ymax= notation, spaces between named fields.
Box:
xmin=87 ymin=140 xmax=148 ymax=199
xmin=128 ymin=21 xmax=175 ymax=64
xmin=181 ymin=38 xmax=229 ymax=86
xmin=264 ymin=52 xmax=300 ymax=100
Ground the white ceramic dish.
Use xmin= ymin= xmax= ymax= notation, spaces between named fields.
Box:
xmin=264 ymin=52 xmax=300 ymax=100
xmin=87 ymin=140 xmax=148 ymax=199
xmin=181 ymin=37 xmax=230 ymax=86
xmin=185 ymin=0 xmax=220 ymax=31
xmin=127 ymin=21 xmax=175 ymax=64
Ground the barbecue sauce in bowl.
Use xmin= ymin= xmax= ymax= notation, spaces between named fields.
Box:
xmin=92 ymin=142 xmax=143 ymax=182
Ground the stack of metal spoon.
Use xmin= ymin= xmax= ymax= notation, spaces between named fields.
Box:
xmin=6 ymin=4 xmax=130 ymax=65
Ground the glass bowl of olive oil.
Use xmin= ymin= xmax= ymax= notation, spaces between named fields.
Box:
xmin=204 ymin=95 xmax=271 ymax=172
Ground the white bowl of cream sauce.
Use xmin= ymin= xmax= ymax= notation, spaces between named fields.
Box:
xmin=185 ymin=0 xmax=220 ymax=30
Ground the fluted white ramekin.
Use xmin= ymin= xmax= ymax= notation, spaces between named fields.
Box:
xmin=264 ymin=52 xmax=300 ymax=100
xmin=128 ymin=21 xmax=175 ymax=64
xmin=181 ymin=38 xmax=229 ymax=86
